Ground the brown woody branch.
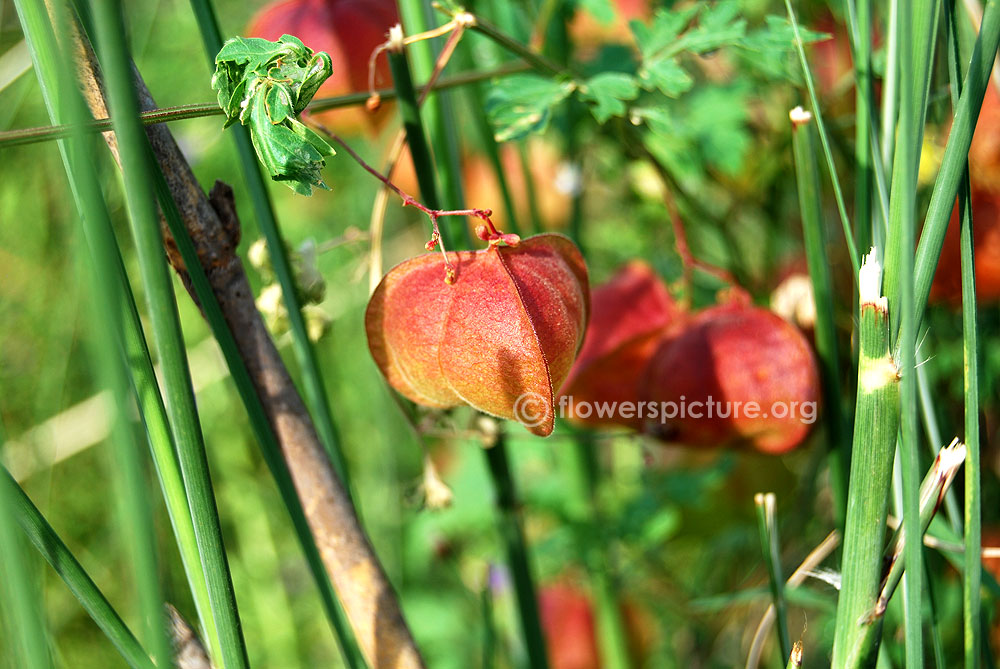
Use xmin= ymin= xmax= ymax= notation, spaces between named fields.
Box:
xmin=53 ymin=4 xmax=424 ymax=667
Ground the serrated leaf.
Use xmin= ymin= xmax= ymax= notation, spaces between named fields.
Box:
xmin=485 ymin=74 xmax=575 ymax=142
xmin=639 ymin=58 xmax=693 ymax=97
xmin=212 ymin=34 xmax=335 ymax=194
xmin=631 ymin=6 xmax=701 ymax=60
xmin=741 ymin=16 xmax=829 ymax=52
xmin=580 ymin=72 xmax=639 ymax=123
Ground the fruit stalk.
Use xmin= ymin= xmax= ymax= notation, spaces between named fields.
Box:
xmin=831 ymin=250 xmax=900 ymax=668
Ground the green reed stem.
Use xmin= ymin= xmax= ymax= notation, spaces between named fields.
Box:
xmin=831 ymin=251 xmax=900 ymax=668
xmin=782 ymin=0 xmax=860 ymax=280
xmin=399 ymin=0 xmax=471 ymax=248
xmin=89 ymin=0 xmax=249 ymax=664
xmin=941 ymin=3 xmax=985 ymax=663
xmin=483 ymin=428 xmax=549 ymax=669
xmin=0 ymin=467 xmax=155 ymax=669
xmin=561 ymin=435 xmax=630 ymax=669
xmin=0 ymin=445 xmax=50 ymax=668
xmin=791 ymin=113 xmax=848 ymax=526
xmin=755 ymin=493 xmax=790 ymax=661
xmin=909 ymin=0 xmax=1000 ymax=334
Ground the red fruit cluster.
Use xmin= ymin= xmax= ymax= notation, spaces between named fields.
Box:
xmin=560 ymin=263 xmax=821 ymax=454
xmin=247 ymin=0 xmax=397 ymax=133
xmin=366 ymin=234 xmax=589 ymax=436
xmin=560 ymin=262 xmax=686 ymax=429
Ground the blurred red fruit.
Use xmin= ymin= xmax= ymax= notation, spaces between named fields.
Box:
xmin=247 ymin=0 xmax=397 ymax=133
xmin=538 ymin=583 xmax=653 ymax=669
xmin=462 ymin=140 xmax=574 ymax=232
xmin=642 ymin=301 xmax=820 ymax=454
xmin=568 ymin=0 xmax=650 ymax=50
xmin=365 ymin=234 xmax=589 ymax=436
xmin=930 ymin=187 xmax=1000 ymax=302
xmin=560 ymin=261 xmax=687 ymax=429
xmin=539 ymin=585 xmax=600 ymax=669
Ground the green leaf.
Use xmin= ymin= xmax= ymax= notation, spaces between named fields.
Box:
xmin=741 ymin=16 xmax=828 ymax=52
xmin=580 ymin=72 xmax=640 ymax=122
xmin=639 ymin=58 xmax=693 ymax=97
xmin=577 ymin=0 xmax=616 ymax=25
xmin=631 ymin=6 xmax=701 ymax=60
xmin=485 ymin=74 xmax=576 ymax=142
xmin=211 ymin=34 xmax=334 ymax=194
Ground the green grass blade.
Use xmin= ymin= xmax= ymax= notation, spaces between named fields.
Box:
xmin=790 ymin=110 xmax=848 ymax=525
xmin=483 ymin=429 xmax=549 ymax=669
xmin=185 ymin=0 xmax=353 ymax=490
xmin=892 ymin=1 xmax=927 ymax=664
xmin=0 ymin=467 xmax=155 ymax=669
xmin=561 ymin=435 xmax=630 ymax=669
xmin=387 ymin=38 xmax=447 ymax=236
xmin=399 ymin=0 xmax=472 ymax=248
xmin=943 ymin=4 xmax=984 ymax=663
xmin=847 ymin=0 xmax=874 ymax=254
xmin=911 ymin=0 xmax=1000 ymax=332
xmin=88 ymin=1 xmax=249 ymax=665
xmin=755 ymin=492 xmax=790 ymax=661
xmin=782 ymin=0 xmax=860 ymax=281
xmin=0 ymin=441 xmax=51 ymax=668
xmin=831 ymin=251 xmax=900 ymax=668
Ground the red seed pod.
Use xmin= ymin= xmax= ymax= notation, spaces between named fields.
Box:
xmin=642 ymin=302 xmax=820 ymax=454
xmin=247 ymin=0 xmax=398 ymax=133
xmin=930 ymin=188 xmax=1000 ymax=303
xmin=560 ymin=261 xmax=687 ymax=429
xmin=365 ymin=234 xmax=589 ymax=436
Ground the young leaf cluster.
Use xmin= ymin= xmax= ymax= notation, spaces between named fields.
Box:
xmin=212 ymin=34 xmax=335 ymax=194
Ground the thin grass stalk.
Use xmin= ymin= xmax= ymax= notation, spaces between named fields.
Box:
xmin=147 ymin=166 xmax=368 ymax=669
xmin=95 ymin=311 xmax=172 ymax=669
xmin=831 ymin=250 xmax=900 ymax=668
xmin=881 ymin=0 xmax=899 ymax=175
xmin=847 ymin=0 xmax=874 ymax=254
xmin=912 ymin=0 xmax=1000 ymax=331
xmin=0 ymin=443 xmax=50 ymax=668
xmin=398 ymin=0 xmax=471 ymax=248
xmin=883 ymin=0 xmax=939 ymax=337
xmin=17 ymin=0 xmax=223 ymax=659
xmin=88 ymin=1 xmax=249 ymax=664
xmin=0 ymin=467 xmax=155 ymax=669
xmin=925 ymin=563 xmax=947 ymax=669
xmin=561 ymin=435 xmax=630 ymax=669
xmin=481 ymin=583 xmax=496 ymax=669
xmin=943 ymin=4 xmax=985 ymax=661
xmin=483 ymin=427 xmax=549 ymax=669
xmin=59 ymin=7 xmax=417 ymax=663
xmin=790 ymin=109 xmax=848 ymax=525
xmin=893 ymin=1 xmax=925 ymax=664
xmin=186 ymin=0 xmax=352 ymax=487
xmin=782 ymin=0 xmax=859 ymax=280
xmin=754 ymin=493 xmax=790 ymax=661
xmin=916 ymin=363 xmax=962 ymax=532
xmin=386 ymin=34 xmax=449 ymax=243
xmin=114 ymin=246 xmax=223 ymax=662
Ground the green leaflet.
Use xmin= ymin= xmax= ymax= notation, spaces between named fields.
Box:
xmin=212 ymin=34 xmax=334 ymax=194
